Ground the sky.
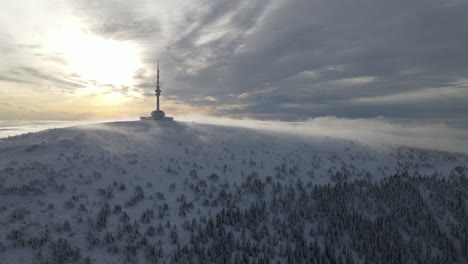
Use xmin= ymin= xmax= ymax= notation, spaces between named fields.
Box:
xmin=0 ymin=0 xmax=468 ymax=122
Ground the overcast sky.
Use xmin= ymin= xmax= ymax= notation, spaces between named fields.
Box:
xmin=1 ymin=0 xmax=467 ymax=121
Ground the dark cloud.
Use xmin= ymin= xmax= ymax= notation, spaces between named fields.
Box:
xmin=21 ymin=67 xmax=88 ymax=90
xmin=33 ymin=52 xmax=68 ymax=65
xmin=0 ymin=101 xmax=32 ymax=111
xmin=0 ymin=75 xmax=36 ymax=85
xmin=90 ymin=17 xmax=161 ymax=41
xmin=75 ymin=0 xmax=162 ymax=40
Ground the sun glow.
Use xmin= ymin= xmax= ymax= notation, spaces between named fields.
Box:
xmin=48 ymin=26 xmax=141 ymax=85
xmin=64 ymin=36 xmax=140 ymax=85
xmin=103 ymin=91 xmax=127 ymax=105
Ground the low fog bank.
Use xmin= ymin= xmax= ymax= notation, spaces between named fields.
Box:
xmin=0 ymin=119 xmax=134 ymax=138
xmin=178 ymin=115 xmax=468 ymax=154
xmin=2 ymin=116 xmax=467 ymax=154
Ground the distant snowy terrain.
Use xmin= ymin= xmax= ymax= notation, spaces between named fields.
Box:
xmin=0 ymin=121 xmax=467 ymax=263
xmin=0 ymin=120 xmax=127 ymax=139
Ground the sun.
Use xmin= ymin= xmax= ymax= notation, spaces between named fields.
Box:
xmin=103 ymin=91 xmax=127 ymax=105
xmin=63 ymin=36 xmax=141 ymax=85
xmin=48 ymin=26 xmax=142 ymax=85
xmin=43 ymin=23 xmax=147 ymax=113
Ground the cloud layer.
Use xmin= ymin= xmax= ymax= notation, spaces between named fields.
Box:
xmin=0 ymin=0 xmax=467 ymax=121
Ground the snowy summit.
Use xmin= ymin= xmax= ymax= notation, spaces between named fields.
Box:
xmin=0 ymin=121 xmax=467 ymax=263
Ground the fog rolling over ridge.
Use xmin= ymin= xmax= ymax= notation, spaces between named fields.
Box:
xmin=178 ymin=115 xmax=468 ymax=154
xmin=0 ymin=121 xmax=467 ymax=263
xmin=3 ymin=116 xmax=467 ymax=154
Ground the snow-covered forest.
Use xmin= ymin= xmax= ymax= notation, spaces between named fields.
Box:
xmin=0 ymin=121 xmax=467 ymax=263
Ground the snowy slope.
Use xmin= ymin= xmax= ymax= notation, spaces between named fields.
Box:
xmin=0 ymin=121 xmax=467 ymax=263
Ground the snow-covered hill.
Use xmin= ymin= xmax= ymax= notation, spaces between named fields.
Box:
xmin=0 ymin=121 xmax=467 ymax=263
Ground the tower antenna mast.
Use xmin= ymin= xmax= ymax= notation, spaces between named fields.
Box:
xmin=156 ymin=60 xmax=160 ymax=111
